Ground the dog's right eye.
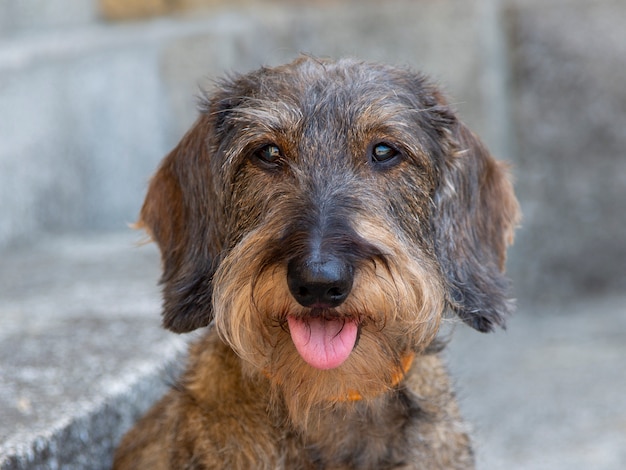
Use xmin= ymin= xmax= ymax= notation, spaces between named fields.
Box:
xmin=254 ymin=144 xmax=283 ymax=166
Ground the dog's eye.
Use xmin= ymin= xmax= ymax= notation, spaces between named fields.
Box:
xmin=255 ymin=144 xmax=283 ymax=165
xmin=371 ymin=143 xmax=400 ymax=164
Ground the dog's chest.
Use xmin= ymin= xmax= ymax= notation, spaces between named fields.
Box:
xmin=277 ymin=396 xmax=417 ymax=469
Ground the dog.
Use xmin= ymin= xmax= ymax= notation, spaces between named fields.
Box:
xmin=113 ymin=57 xmax=520 ymax=469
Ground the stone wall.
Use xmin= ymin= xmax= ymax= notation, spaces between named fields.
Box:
xmin=506 ymin=0 xmax=626 ymax=302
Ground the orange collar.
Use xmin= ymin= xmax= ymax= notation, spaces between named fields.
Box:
xmin=263 ymin=352 xmax=415 ymax=403
xmin=340 ymin=352 xmax=415 ymax=402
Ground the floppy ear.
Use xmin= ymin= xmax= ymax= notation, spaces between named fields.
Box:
xmin=433 ymin=121 xmax=520 ymax=332
xmin=138 ymin=116 xmax=224 ymax=333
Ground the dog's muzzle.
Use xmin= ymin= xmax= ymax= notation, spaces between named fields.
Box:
xmin=285 ymin=253 xmax=358 ymax=370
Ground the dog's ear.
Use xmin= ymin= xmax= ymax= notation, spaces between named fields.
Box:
xmin=432 ymin=119 xmax=520 ymax=332
xmin=138 ymin=117 xmax=224 ymax=333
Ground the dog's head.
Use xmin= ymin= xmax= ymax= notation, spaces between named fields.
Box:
xmin=139 ymin=57 xmax=519 ymax=397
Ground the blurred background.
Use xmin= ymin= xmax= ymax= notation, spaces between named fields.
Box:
xmin=1 ymin=0 xmax=624 ymax=468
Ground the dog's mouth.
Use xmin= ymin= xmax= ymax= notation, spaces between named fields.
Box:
xmin=287 ymin=312 xmax=359 ymax=370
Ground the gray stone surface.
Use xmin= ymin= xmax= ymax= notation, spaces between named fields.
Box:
xmin=0 ymin=22 xmax=178 ymax=248
xmin=506 ymin=0 xmax=626 ymax=303
xmin=446 ymin=295 xmax=626 ymax=470
xmin=0 ymin=233 xmax=188 ymax=469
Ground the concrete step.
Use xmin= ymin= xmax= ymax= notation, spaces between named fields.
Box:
xmin=0 ymin=15 xmax=232 ymax=248
xmin=0 ymin=232 xmax=189 ymax=469
xmin=1 ymin=233 xmax=625 ymax=469
xmin=446 ymin=295 xmax=626 ymax=470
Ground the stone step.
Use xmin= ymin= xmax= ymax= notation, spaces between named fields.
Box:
xmin=446 ymin=295 xmax=626 ymax=470
xmin=0 ymin=14 xmax=246 ymax=248
xmin=0 ymin=232 xmax=189 ymax=469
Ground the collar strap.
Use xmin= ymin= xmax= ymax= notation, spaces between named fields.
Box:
xmin=263 ymin=352 xmax=415 ymax=403
xmin=340 ymin=352 xmax=415 ymax=402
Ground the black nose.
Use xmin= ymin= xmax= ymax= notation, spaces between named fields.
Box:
xmin=287 ymin=255 xmax=354 ymax=308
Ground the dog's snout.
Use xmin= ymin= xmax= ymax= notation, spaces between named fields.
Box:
xmin=287 ymin=255 xmax=354 ymax=308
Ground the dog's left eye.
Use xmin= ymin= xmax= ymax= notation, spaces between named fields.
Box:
xmin=371 ymin=143 xmax=400 ymax=164
xmin=255 ymin=144 xmax=283 ymax=165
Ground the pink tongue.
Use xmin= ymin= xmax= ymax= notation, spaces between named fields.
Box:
xmin=287 ymin=316 xmax=358 ymax=370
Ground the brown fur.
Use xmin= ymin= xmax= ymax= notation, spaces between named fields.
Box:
xmin=114 ymin=57 xmax=520 ymax=469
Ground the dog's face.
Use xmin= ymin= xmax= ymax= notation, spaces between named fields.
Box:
xmin=139 ymin=57 xmax=519 ymax=409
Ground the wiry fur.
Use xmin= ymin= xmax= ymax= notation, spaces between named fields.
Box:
xmin=114 ymin=57 xmax=520 ymax=469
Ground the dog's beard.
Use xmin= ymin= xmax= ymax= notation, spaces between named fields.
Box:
xmin=212 ymin=227 xmax=445 ymax=427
